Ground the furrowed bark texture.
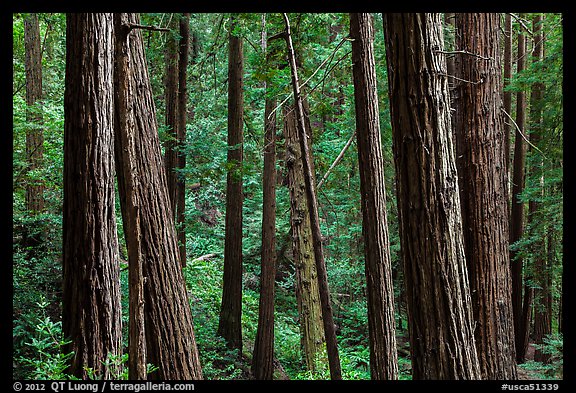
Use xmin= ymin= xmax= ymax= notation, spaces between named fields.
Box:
xmin=284 ymin=105 xmax=327 ymax=374
xmin=454 ymin=13 xmax=517 ymax=380
xmin=114 ymin=13 xmax=202 ymax=380
xmin=350 ymin=12 xmax=398 ymax=380
xmin=383 ymin=12 xmax=481 ymax=380
xmin=218 ymin=15 xmax=244 ymax=353
xmin=24 ymin=13 xmax=44 ymax=214
xmin=63 ymin=13 xmax=122 ymax=379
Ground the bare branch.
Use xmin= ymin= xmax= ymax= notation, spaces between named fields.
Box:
xmin=435 ymin=49 xmax=493 ymax=61
xmin=502 ymin=108 xmax=547 ymax=159
xmin=317 ymin=130 xmax=356 ymax=190
xmin=127 ymin=22 xmax=171 ymax=33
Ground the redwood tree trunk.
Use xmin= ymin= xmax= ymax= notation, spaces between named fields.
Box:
xmin=24 ymin=13 xmax=44 ymax=215
xmin=252 ymin=61 xmax=278 ymax=379
xmin=218 ymin=14 xmax=244 ymax=353
xmin=114 ymin=13 xmax=202 ymax=380
xmin=63 ymin=13 xmax=122 ymax=379
xmin=176 ymin=13 xmax=190 ymax=268
xmin=509 ymin=19 xmax=530 ymax=364
xmin=164 ymin=15 xmax=179 ymax=216
xmin=383 ymin=12 xmax=480 ymax=380
xmin=453 ymin=13 xmax=517 ymax=380
xmin=350 ymin=12 xmax=398 ymax=380
xmin=503 ymin=13 xmax=512 ymax=175
xmin=530 ymin=13 xmax=551 ymax=364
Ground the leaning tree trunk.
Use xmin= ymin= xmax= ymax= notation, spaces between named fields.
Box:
xmin=281 ymin=13 xmax=342 ymax=380
xmin=383 ymin=12 xmax=481 ymax=380
xmin=24 ymin=12 xmax=44 ymax=216
xmin=349 ymin=12 xmax=398 ymax=380
xmin=114 ymin=13 xmax=202 ymax=380
xmin=453 ymin=13 xmax=517 ymax=380
xmin=283 ymin=105 xmax=328 ymax=374
xmin=63 ymin=13 xmax=122 ymax=379
xmin=218 ymin=14 xmax=244 ymax=354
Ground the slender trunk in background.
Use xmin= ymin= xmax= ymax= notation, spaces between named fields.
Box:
xmin=503 ymin=13 xmax=512 ymax=176
xmin=164 ymin=15 xmax=179 ymax=215
xmin=349 ymin=12 xmax=398 ymax=380
xmin=177 ymin=13 xmax=190 ymax=268
xmin=114 ymin=13 xmax=202 ymax=380
xmin=24 ymin=13 xmax=45 ymax=229
xmin=284 ymin=104 xmax=327 ymax=374
xmin=510 ymin=17 xmax=530 ymax=364
xmin=383 ymin=13 xmax=481 ymax=380
xmin=63 ymin=13 xmax=122 ymax=379
xmin=252 ymin=20 xmax=278 ymax=376
xmin=530 ymin=13 xmax=552 ymax=364
xmin=453 ymin=13 xmax=517 ymax=380
xmin=218 ymin=14 xmax=244 ymax=354
xmin=281 ymin=13 xmax=342 ymax=380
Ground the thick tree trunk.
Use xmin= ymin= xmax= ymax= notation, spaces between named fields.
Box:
xmin=510 ymin=19 xmax=530 ymax=364
xmin=383 ymin=13 xmax=481 ymax=380
xmin=24 ymin=13 xmax=44 ymax=215
xmin=218 ymin=14 xmax=244 ymax=353
xmin=114 ymin=13 xmax=202 ymax=380
xmin=63 ymin=13 xmax=122 ymax=379
xmin=176 ymin=13 xmax=190 ymax=268
xmin=252 ymin=61 xmax=278 ymax=379
xmin=282 ymin=13 xmax=342 ymax=380
xmin=453 ymin=13 xmax=517 ymax=380
xmin=349 ymin=12 xmax=398 ymax=380
xmin=284 ymin=105 xmax=327 ymax=374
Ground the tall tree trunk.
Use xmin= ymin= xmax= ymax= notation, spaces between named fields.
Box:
xmin=510 ymin=18 xmax=530 ymax=364
xmin=24 ymin=13 xmax=44 ymax=215
xmin=383 ymin=13 xmax=481 ymax=380
xmin=164 ymin=15 xmax=179 ymax=216
xmin=63 ymin=13 xmax=122 ymax=379
xmin=453 ymin=13 xmax=517 ymax=379
xmin=218 ymin=14 xmax=244 ymax=353
xmin=529 ymin=13 xmax=551 ymax=364
xmin=349 ymin=12 xmax=398 ymax=380
xmin=284 ymin=105 xmax=327 ymax=374
xmin=281 ymin=13 xmax=342 ymax=380
xmin=113 ymin=13 xmax=147 ymax=380
xmin=114 ymin=13 xmax=202 ymax=380
xmin=176 ymin=13 xmax=190 ymax=268
xmin=252 ymin=24 xmax=278 ymax=376
xmin=503 ymin=13 xmax=512 ymax=176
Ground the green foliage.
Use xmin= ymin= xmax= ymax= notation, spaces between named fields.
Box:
xmin=519 ymin=333 xmax=563 ymax=380
xmin=16 ymin=298 xmax=74 ymax=380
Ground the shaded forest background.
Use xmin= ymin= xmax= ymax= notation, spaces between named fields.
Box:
xmin=12 ymin=12 xmax=563 ymax=380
